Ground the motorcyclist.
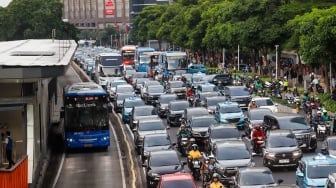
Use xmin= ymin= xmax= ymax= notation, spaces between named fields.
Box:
xmin=251 ymin=124 xmax=265 ymax=153
xmin=186 ymin=86 xmax=194 ymax=97
xmin=209 ymin=173 xmax=225 ymax=188
xmin=285 ymin=89 xmax=294 ymax=103
xmin=322 ymin=110 xmax=331 ymax=121
xmin=249 ymin=99 xmax=258 ymax=109
xmin=302 ymin=91 xmax=310 ymax=102
xmin=188 ymin=144 xmax=202 ymax=160
xmin=176 ymin=124 xmax=191 ymax=146
xmin=315 ymin=97 xmax=322 ymax=109
xmin=312 ymin=111 xmax=324 ymax=134
xmin=254 ymin=80 xmax=263 ymax=92
xmin=187 ymin=137 xmax=196 ymax=151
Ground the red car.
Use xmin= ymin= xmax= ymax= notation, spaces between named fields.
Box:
xmin=157 ymin=173 xmax=198 ymax=188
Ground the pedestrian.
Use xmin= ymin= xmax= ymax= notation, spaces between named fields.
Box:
xmin=4 ymin=131 xmax=15 ymax=169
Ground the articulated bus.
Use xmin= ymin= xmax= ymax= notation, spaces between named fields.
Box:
xmin=159 ymin=51 xmax=188 ymax=77
xmin=63 ymin=82 xmax=112 ymax=150
xmin=134 ymin=47 xmax=155 ymax=72
xmin=121 ymin=45 xmax=136 ymax=65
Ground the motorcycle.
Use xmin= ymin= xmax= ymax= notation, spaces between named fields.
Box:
xmin=187 ymin=95 xmax=195 ymax=107
xmin=202 ymin=164 xmax=215 ymax=188
xmin=316 ymin=121 xmax=329 ymax=141
xmin=271 ymin=87 xmax=282 ymax=99
xmin=252 ymin=136 xmax=265 ymax=155
xmin=190 ymin=159 xmax=201 ymax=180
xmin=179 ymin=136 xmax=190 ymax=157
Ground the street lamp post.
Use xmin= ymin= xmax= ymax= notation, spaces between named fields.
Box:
xmin=275 ymin=45 xmax=279 ymax=80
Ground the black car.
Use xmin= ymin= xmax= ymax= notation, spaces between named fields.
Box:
xmin=165 ymin=80 xmax=186 ymax=99
xmin=244 ymin=108 xmax=272 ymax=138
xmin=130 ymin=105 xmax=158 ymax=129
xmin=114 ymin=93 xmax=135 ymax=113
xmin=155 ymin=94 xmax=178 ymax=118
xmin=206 ymin=124 xmax=241 ymax=153
xmin=212 ymin=140 xmax=254 ymax=184
xmin=263 ymin=113 xmax=317 ymax=152
xmin=195 ymin=92 xmax=218 ymax=107
xmin=321 ymin=136 xmax=336 ymax=157
xmin=143 ymin=150 xmax=185 ymax=188
xmin=141 ymin=133 xmax=175 ymax=163
xmin=210 ymin=74 xmax=233 ymax=86
xmin=262 ymin=129 xmax=302 ymax=169
xmin=133 ymin=118 xmax=168 ymax=154
xmin=222 ymin=86 xmax=251 ymax=110
xmin=232 ymin=167 xmax=281 ymax=188
xmin=167 ymin=101 xmax=189 ymax=127
xmin=204 ymin=96 xmax=227 ymax=114
xmin=143 ymin=85 xmax=165 ymax=105
xmin=189 ymin=115 xmax=216 ymax=149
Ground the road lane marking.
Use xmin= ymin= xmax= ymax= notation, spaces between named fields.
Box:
xmin=52 ymin=152 xmax=65 ymax=188
xmin=110 ymin=120 xmax=127 ymax=188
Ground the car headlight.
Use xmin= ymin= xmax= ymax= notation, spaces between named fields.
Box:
xmin=160 ymin=106 xmax=165 ymax=110
xmin=266 ymin=152 xmax=276 ymax=158
xmin=133 ymin=120 xmax=138 ymax=125
xmin=67 ymin=138 xmax=73 ymax=142
xmin=293 ymin=150 xmax=302 ymax=157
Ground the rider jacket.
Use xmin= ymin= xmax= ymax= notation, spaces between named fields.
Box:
xmin=252 ymin=129 xmax=265 ymax=140
xmin=313 ymin=116 xmax=324 ymax=125
xmin=176 ymin=129 xmax=191 ymax=137
xmin=188 ymin=150 xmax=202 ymax=160
xmin=210 ymin=181 xmax=225 ymax=188
xmin=186 ymin=89 xmax=194 ymax=97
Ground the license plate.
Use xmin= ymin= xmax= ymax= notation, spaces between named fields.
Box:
xmin=84 ymin=144 xmax=93 ymax=147
xmin=239 ymin=104 xmax=246 ymax=107
xmin=177 ymin=93 xmax=183 ymax=96
xmin=279 ymin=159 xmax=289 ymax=163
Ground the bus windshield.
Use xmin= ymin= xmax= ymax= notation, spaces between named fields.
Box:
xmin=100 ymin=56 xmax=122 ymax=66
xmin=65 ymin=105 xmax=109 ymax=131
xmin=167 ymin=56 xmax=188 ymax=70
xmin=139 ymin=55 xmax=150 ymax=64
xmin=122 ymin=52 xmax=135 ymax=60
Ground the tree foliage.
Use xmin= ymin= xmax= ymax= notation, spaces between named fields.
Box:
xmin=0 ymin=0 xmax=79 ymax=41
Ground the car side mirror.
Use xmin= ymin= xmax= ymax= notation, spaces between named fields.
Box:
xmin=166 ymin=126 xmax=170 ymax=130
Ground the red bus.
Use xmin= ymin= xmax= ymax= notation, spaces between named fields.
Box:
xmin=121 ymin=45 xmax=136 ymax=65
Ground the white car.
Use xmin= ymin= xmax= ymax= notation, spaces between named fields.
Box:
xmin=252 ymin=97 xmax=278 ymax=112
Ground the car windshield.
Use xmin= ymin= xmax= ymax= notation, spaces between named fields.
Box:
xmin=211 ymin=128 xmax=240 ymax=139
xmin=144 ymin=136 xmax=170 ymax=147
xmin=239 ymin=170 xmax=275 ymax=186
xmin=124 ymin=100 xmax=145 ymax=108
xmin=191 ymin=118 xmax=216 ymax=128
xmin=159 ymin=96 xmax=176 ymax=104
xmin=268 ymin=135 xmax=298 ymax=147
xmin=170 ymin=82 xmax=184 ymax=88
xmin=199 ymin=92 xmax=218 ymax=100
xmin=207 ymin=98 xmax=226 ymax=106
xmin=193 ymin=76 xmax=203 ymax=82
xmin=327 ymin=139 xmax=336 ymax=150
xmin=111 ymin=81 xmax=126 ymax=88
xmin=217 ymin=145 xmax=250 ymax=160
xmin=230 ymin=88 xmax=250 ymax=96
xmin=278 ymin=117 xmax=309 ymax=130
xmin=117 ymin=86 xmax=133 ymax=93
xmin=139 ymin=121 xmax=165 ymax=131
xmin=307 ymin=164 xmax=336 ymax=179
xmin=148 ymin=86 xmax=164 ymax=93
xmin=117 ymin=94 xmax=134 ymax=101
xmin=249 ymin=110 xmax=271 ymax=120
xmin=255 ymin=99 xmax=274 ymax=106
xmin=134 ymin=107 xmax=157 ymax=116
xmin=150 ymin=153 xmax=180 ymax=167
xmin=220 ymin=106 xmax=241 ymax=113
xmin=162 ymin=180 xmax=195 ymax=188
xmin=200 ymin=86 xmax=216 ymax=92
xmin=171 ymin=103 xmax=189 ymax=111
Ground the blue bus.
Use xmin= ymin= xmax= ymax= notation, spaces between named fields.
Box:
xmin=63 ymin=82 xmax=112 ymax=150
xmin=158 ymin=51 xmax=188 ymax=77
xmin=134 ymin=47 xmax=155 ymax=72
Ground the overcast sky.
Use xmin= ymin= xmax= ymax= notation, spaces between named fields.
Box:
xmin=0 ymin=0 xmax=11 ymax=8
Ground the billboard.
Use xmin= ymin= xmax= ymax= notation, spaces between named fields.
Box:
xmin=105 ymin=0 xmax=115 ymax=15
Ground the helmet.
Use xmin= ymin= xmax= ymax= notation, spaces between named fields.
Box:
xmin=304 ymin=91 xmax=308 ymax=95
xmin=317 ymin=111 xmax=322 ymax=114
xmin=180 ymin=124 xmax=186 ymax=128
xmin=323 ymin=110 xmax=327 ymax=113
xmin=212 ymin=173 xmax=220 ymax=179
xmin=189 ymin=138 xmax=196 ymax=142
xmin=254 ymin=124 xmax=261 ymax=130
xmin=192 ymin=144 xmax=198 ymax=147
xmin=252 ymin=99 xmax=256 ymax=102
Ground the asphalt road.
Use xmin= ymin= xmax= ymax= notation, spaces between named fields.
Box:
xmin=118 ymin=102 xmax=325 ymax=187
xmin=52 ymin=65 xmax=125 ymax=188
